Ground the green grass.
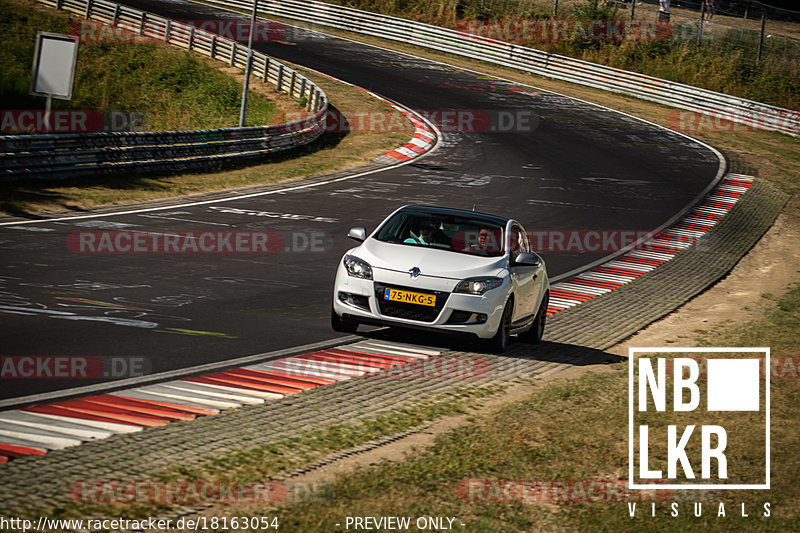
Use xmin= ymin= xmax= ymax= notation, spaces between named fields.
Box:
xmin=0 ymin=0 xmax=278 ymax=131
xmin=576 ymin=36 xmax=800 ymax=110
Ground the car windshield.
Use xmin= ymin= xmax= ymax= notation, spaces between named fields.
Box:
xmin=374 ymin=211 xmax=505 ymax=257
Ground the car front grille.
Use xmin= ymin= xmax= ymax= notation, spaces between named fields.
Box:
xmin=374 ymin=283 xmax=449 ymax=323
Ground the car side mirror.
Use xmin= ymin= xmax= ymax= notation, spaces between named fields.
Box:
xmin=513 ymin=252 xmax=542 ymax=268
xmin=347 ymin=227 xmax=367 ymax=242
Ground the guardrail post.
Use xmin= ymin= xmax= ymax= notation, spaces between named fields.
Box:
xmin=316 ymin=89 xmax=322 ymax=111
xmin=55 ymin=0 xmax=62 ymax=10
xmin=230 ymin=42 xmax=237 ymax=67
xmin=210 ymin=35 xmax=216 ymax=59
xmin=289 ymin=72 xmax=297 ymax=97
xmin=262 ymin=57 xmax=269 ymax=81
xmin=299 ymin=78 xmax=306 ymax=102
xmin=188 ymin=26 xmax=195 ymax=50
xmin=84 ymin=0 xmax=92 ymax=19
xmin=164 ymin=20 xmax=171 ymax=43
xmin=139 ymin=12 xmax=146 ymax=36
xmin=276 ymin=65 xmax=284 ymax=92
xmin=112 ymin=4 xmax=119 ymax=23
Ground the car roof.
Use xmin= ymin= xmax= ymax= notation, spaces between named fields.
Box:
xmin=398 ymin=205 xmax=510 ymax=226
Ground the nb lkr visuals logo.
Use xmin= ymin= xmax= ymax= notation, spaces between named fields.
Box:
xmin=629 ymin=348 xmax=770 ymax=490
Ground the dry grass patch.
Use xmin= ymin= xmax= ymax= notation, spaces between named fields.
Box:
xmin=253 ymin=287 xmax=799 ymax=530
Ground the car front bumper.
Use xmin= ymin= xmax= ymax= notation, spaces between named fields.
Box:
xmin=332 ymin=265 xmax=508 ymax=339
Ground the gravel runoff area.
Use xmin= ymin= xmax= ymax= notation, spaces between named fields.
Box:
xmin=0 ymin=168 xmax=787 ymax=519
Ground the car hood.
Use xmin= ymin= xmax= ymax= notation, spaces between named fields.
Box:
xmin=356 ymin=239 xmax=506 ymax=280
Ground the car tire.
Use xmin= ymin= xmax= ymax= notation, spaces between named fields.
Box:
xmin=487 ymin=299 xmax=513 ymax=353
xmin=331 ymin=309 xmax=358 ymax=334
xmin=520 ymin=292 xmax=548 ymax=344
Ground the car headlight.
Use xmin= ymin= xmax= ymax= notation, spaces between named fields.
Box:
xmin=454 ymin=277 xmax=503 ymax=295
xmin=343 ymin=254 xmax=373 ymax=280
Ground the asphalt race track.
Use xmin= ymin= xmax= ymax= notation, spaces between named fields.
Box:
xmin=0 ymin=0 xmax=723 ymax=400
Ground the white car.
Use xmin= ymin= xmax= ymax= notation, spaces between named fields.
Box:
xmin=331 ymin=205 xmax=550 ymax=352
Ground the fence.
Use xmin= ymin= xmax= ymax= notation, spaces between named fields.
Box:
xmin=233 ymin=0 xmax=796 ymax=135
xmin=622 ymin=0 xmax=800 ymax=63
xmin=0 ymin=0 xmax=329 ymax=180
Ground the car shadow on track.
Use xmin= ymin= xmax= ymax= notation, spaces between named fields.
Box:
xmin=353 ymin=327 xmax=625 ymax=368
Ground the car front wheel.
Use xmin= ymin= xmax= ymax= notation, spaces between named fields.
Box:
xmin=487 ymin=299 xmax=513 ymax=353
xmin=331 ymin=309 xmax=358 ymax=334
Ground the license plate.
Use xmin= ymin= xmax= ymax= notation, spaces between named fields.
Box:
xmin=384 ymin=288 xmax=436 ymax=307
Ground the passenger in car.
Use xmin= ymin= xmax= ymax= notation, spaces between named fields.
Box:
xmin=468 ymin=228 xmax=502 ymax=254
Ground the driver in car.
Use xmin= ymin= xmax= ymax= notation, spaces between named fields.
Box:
xmin=405 ymin=222 xmax=438 ymax=245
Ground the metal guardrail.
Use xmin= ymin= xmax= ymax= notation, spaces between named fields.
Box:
xmin=0 ymin=0 xmax=329 ymax=180
xmin=223 ymin=0 xmax=796 ymax=135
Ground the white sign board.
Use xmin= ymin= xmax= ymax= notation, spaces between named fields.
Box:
xmin=30 ymin=32 xmax=79 ymax=100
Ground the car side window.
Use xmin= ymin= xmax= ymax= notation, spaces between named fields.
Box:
xmin=509 ymin=224 xmax=528 ymax=262
xmin=518 ymin=226 xmax=530 ymax=253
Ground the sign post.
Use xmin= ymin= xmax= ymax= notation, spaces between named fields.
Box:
xmin=30 ymin=32 xmax=79 ymax=133
xmin=239 ymin=0 xmax=259 ymax=128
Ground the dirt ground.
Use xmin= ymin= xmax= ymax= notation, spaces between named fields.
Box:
xmin=609 ymin=212 xmax=800 ymax=353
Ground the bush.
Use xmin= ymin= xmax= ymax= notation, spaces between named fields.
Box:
xmin=571 ymin=0 xmax=619 ymax=20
